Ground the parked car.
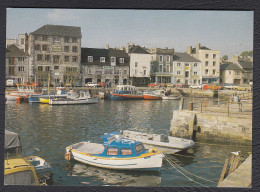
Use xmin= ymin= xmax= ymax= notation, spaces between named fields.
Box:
xmin=148 ymin=83 xmax=162 ymax=88
xmin=85 ymin=82 xmax=100 ymax=87
xmin=6 ymin=79 xmax=18 ymax=87
xmin=208 ymin=84 xmax=224 ymax=90
xmin=189 ymin=84 xmax=203 ymax=89
xmin=224 ymin=84 xmax=239 ymax=90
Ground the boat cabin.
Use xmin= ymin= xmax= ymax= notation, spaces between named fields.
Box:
xmin=115 ymin=85 xmax=137 ymax=95
xmin=95 ymin=132 xmax=147 ymax=158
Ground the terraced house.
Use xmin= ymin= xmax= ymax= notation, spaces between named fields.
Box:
xmin=28 ymin=24 xmax=82 ymax=86
xmin=81 ymin=46 xmax=130 ymax=86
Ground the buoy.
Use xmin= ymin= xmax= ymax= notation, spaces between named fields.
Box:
xmin=65 ymin=150 xmax=72 ymax=161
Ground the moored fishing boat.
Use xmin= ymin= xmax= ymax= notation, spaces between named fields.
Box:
xmin=109 ymin=85 xmax=144 ymax=100
xmin=49 ymin=90 xmax=98 ymax=105
xmin=120 ymin=130 xmax=195 ymax=154
xmin=6 ymin=83 xmax=40 ymax=101
xmin=65 ymin=132 xmax=164 ymax=171
xmin=143 ymin=90 xmax=165 ymax=100
xmin=162 ymin=95 xmax=181 ymax=100
xmin=29 ymin=88 xmax=67 ymax=103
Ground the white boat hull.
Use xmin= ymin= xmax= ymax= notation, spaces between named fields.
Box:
xmin=49 ymin=97 xmax=98 ymax=105
xmin=162 ymin=96 xmax=181 ymax=100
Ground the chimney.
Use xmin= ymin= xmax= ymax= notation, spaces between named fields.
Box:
xmin=126 ymin=43 xmax=130 ymax=53
xmin=105 ymin=44 xmax=109 ymax=49
xmin=196 ymin=43 xmax=200 ymax=54
xmin=187 ymin=46 xmax=192 ymax=54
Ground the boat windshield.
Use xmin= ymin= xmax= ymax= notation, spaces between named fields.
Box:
xmin=135 ymin=144 xmax=145 ymax=153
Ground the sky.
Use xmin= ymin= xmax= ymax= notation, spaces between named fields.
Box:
xmin=6 ymin=8 xmax=253 ymax=58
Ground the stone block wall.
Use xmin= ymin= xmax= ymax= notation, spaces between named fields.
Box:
xmin=170 ymin=110 xmax=252 ymax=145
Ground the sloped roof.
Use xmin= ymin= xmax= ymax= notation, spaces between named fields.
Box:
xmin=220 ymin=62 xmax=242 ymax=70
xmin=6 ymin=44 xmax=25 ymax=57
xmin=81 ymin=48 xmax=129 ymax=66
xmin=129 ymin=46 xmax=150 ymax=54
xmin=31 ymin=24 xmax=82 ymax=37
xmin=238 ymin=61 xmax=253 ymax=69
xmin=173 ymin=52 xmax=200 ymax=62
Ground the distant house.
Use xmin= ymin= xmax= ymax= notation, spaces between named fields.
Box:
xmin=187 ymin=43 xmax=220 ymax=84
xmin=81 ymin=46 xmax=130 ymax=85
xmin=6 ymin=44 xmax=29 ymax=83
xmin=29 ymin=24 xmax=82 ymax=86
xmin=127 ymin=45 xmax=151 ymax=87
xmin=172 ymin=52 xmax=202 ymax=85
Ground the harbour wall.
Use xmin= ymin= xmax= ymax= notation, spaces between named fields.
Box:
xmin=170 ymin=110 xmax=252 ymax=145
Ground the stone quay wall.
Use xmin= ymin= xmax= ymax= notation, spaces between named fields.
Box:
xmin=170 ymin=110 xmax=252 ymax=145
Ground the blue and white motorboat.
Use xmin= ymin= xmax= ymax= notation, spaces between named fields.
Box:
xmin=29 ymin=88 xmax=67 ymax=103
xmin=65 ymin=132 xmax=164 ymax=171
xmin=109 ymin=85 xmax=144 ymax=100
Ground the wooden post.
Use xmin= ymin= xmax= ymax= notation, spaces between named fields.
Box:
xmin=228 ymin=154 xmax=235 ymax=175
xmin=179 ymin=97 xmax=184 ymax=110
xmin=218 ymin=158 xmax=229 ymax=186
xmin=200 ymin=98 xmax=202 ymax=113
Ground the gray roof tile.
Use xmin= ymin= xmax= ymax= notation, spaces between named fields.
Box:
xmin=173 ymin=52 xmax=200 ymax=62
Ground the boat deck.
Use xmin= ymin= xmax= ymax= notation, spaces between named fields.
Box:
xmin=73 ymin=142 xmax=104 ymax=154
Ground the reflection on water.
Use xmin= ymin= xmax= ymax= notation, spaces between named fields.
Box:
xmin=5 ymin=98 xmax=251 ymax=187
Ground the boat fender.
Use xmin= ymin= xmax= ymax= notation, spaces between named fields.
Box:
xmin=65 ymin=150 xmax=72 ymax=161
xmin=149 ymin=148 xmax=158 ymax=153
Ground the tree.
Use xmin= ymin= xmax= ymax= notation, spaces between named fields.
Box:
xmin=240 ymin=50 xmax=253 ymax=57
xmin=222 ymin=55 xmax=228 ymax=60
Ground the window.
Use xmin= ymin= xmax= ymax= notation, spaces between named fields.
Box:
xmin=121 ymin=148 xmax=133 ymax=155
xmin=185 ymin=63 xmax=189 ymax=66
xmin=107 ymin=147 xmax=118 ymax=155
xmin=177 ymin=63 xmax=181 ymax=67
xmin=229 ymin=71 xmax=232 ymax=75
xmin=194 ymin=71 xmax=198 ymax=75
xmin=72 ymin=46 xmax=77 ymax=53
xmin=45 ymin=55 xmax=51 ymax=62
xmin=213 ymin=54 xmax=216 ymax=59
xmin=38 ymin=66 xmax=43 ymax=71
xmin=18 ymin=57 xmax=24 ymax=62
xmin=114 ymin=70 xmax=119 ymax=74
xmin=54 ymin=66 xmax=59 ymax=70
xmin=72 ymin=37 xmax=77 ymax=43
xmin=53 ymin=55 xmax=60 ymax=64
xmin=135 ymin=62 xmax=138 ymax=67
xmin=53 ymin=36 xmax=60 ymax=44
xmin=166 ymin=64 xmax=170 ymax=72
xmin=42 ymin=45 xmax=48 ymax=51
xmin=88 ymin=56 xmax=93 ymax=62
xmin=166 ymin=55 xmax=170 ymax=63
xmin=135 ymin=69 xmax=138 ymax=75
xmin=72 ymin=56 xmax=77 ymax=62
xmin=34 ymin=44 xmax=40 ymax=51
xmin=9 ymin=67 xmax=15 ymax=75
xmin=194 ymin=63 xmax=197 ymax=67
xmin=213 ymin=69 xmax=216 ymax=75
xmin=100 ymin=57 xmax=105 ymax=62
xmin=64 ymin=36 xmax=70 ymax=43
xmin=144 ymin=70 xmax=146 ymax=75
xmin=35 ymin=35 xmax=40 ymax=41
xmin=18 ymin=66 xmax=24 ymax=71
xmin=235 ymin=71 xmax=240 ymax=75
xmin=64 ymin=46 xmax=69 ymax=52
xmin=21 ymin=38 xmax=24 ymax=45
xmin=124 ymin=70 xmax=127 ymax=75
xmin=135 ymin=144 xmax=145 ymax=153
xmin=177 ymin=71 xmax=181 ymax=75
xmin=159 ymin=64 xmax=163 ymax=72
xmin=205 ymin=61 xmax=209 ymax=66
xmin=65 ymin=56 xmax=70 ymax=62
xmin=159 ymin=55 xmax=163 ymax=62
xmin=42 ymin=35 xmax=48 ymax=41
xmin=205 ymin=54 xmax=209 ymax=58
xmin=37 ymin=54 xmax=43 ymax=61
xmin=88 ymin=69 xmax=91 ymax=74
xmin=205 ymin=69 xmax=209 ymax=74
xmin=213 ymin=61 xmax=216 ymax=66
xmin=119 ymin=58 xmax=124 ymax=63
xmin=45 ymin=66 xmax=50 ymax=71
xmin=9 ymin=57 xmax=15 ymax=65
xmin=111 ymin=57 xmax=116 ymax=63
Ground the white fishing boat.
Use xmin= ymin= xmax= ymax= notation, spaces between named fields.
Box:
xmin=162 ymin=95 xmax=181 ymax=100
xmin=65 ymin=132 xmax=164 ymax=171
xmin=24 ymin=156 xmax=53 ymax=181
xmin=120 ymin=130 xmax=195 ymax=154
xmin=6 ymin=83 xmax=39 ymax=101
xmin=49 ymin=90 xmax=98 ymax=105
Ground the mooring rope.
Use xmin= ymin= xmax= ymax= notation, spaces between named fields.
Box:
xmin=164 ymin=155 xmax=217 ymax=184
xmin=163 ymin=155 xmax=209 ymax=187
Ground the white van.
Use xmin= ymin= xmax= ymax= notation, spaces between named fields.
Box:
xmin=6 ymin=79 xmax=18 ymax=87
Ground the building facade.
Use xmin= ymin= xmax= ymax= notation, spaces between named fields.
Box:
xmin=6 ymin=44 xmax=29 ymax=83
xmin=220 ymin=62 xmax=243 ymax=84
xmin=148 ymin=47 xmax=174 ymax=83
xmin=81 ymin=47 xmax=130 ymax=86
xmin=28 ymin=24 xmax=82 ymax=86
xmin=172 ymin=52 xmax=202 ymax=85
xmin=187 ymin=43 xmax=220 ymax=84
xmin=128 ymin=45 xmax=151 ymax=87
xmin=6 ymin=34 xmax=28 ymax=53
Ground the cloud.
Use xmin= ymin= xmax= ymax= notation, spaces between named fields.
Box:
xmin=47 ymin=9 xmax=78 ymax=22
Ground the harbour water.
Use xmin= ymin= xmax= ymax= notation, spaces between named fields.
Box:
xmin=5 ymin=98 xmax=251 ymax=187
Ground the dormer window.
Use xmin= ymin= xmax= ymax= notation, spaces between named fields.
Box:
xmin=111 ymin=57 xmax=116 ymax=63
xmin=119 ymin=58 xmax=124 ymax=63
xmin=100 ymin=57 xmax=105 ymax=62
xmin=88 ymin=56 xmax=93 ymax=62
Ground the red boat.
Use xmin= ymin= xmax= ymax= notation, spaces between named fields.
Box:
xmin=143 ymin=94 xmax=162 ymax=100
